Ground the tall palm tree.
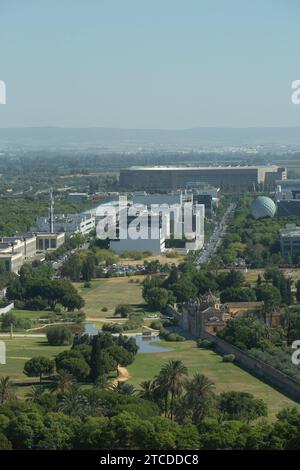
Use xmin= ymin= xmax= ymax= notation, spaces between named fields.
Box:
xmin=155 ymin=360 xmax=188 ymax=420
xmin=50 ymin=371 xmax=75 ymax=395
xmin=184 ymin=373 xmax=215 ymax=423
xmin=185 ymin=373 xmax=215 ymax=401
xmin=0 ymin=376 xmax=15 ymax=404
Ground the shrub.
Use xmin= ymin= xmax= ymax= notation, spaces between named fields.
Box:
xmin=0 ymin=312 xmax=31 ymax=332
xmin=65 ymin=311 xmax=86 ymax=324
xmin=46 ymin=326 xmax=73 ymax=346
xmin=222 ymin=354 xmax=235 ymax=363
xmin=101 ymin=307 xmax=108 ymax=312
xmin=114 ymin=304 xmax=133 ymax=318
xmin=13 ymin=300 xmax=25 ymax=309
xmin=54 ymin=304 xmax=63 ymax=314
xmin=102 ymin=323 xmax=124 ymax=333
xmin=83 ymin=281 xmax=92 ymax=288
xmin=166 ymin=252 xmax=179 ymax=258
xmin=24 ymin=296 xmax=48 ymax=311
xmin=150 ymin=320 xmax=163 ymax=330
xmin=197 ymin=339 xmax=215 ymax=349
xmin=159 ymin=328 xmax=186 ymax=342
xmin=95 ymin=267 xmax=106 ymax=278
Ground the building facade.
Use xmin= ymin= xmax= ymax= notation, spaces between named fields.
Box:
xmin=280 ymin=225 xmax=300 ymax=258
xmin=276 ymin=180 xmax=300 ymax=217
xmin=0 ymin=232 xmax=66 ymax=272
xmin=120 ymin=165 xmax=287 ymax=191
xmin=36 ymin=232 xmax=65 ymax=252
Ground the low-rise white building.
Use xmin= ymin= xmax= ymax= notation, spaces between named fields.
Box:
xmin=36 ymin=232 xmax=65 ymax=252
xmin=34 ymin=212 xmax=95 ymax=235
xmin=0 ymin=231 xmax=66 ymax=272
xmin=0 ymin=252 xmax=24 ymax=274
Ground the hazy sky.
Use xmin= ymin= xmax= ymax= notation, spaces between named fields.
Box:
xmin=0 ymin=0 xmax=300 ymax=128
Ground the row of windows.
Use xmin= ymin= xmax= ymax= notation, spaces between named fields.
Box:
xmin=38 ymin=239 xmax=57 ymax=250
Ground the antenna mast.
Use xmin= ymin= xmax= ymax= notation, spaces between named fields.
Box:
xmin=49 ymin=188 xmax=54 ymax=233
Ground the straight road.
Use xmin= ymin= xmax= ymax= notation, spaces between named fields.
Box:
xmin=196 ymin=202 xmax=236 ymax=267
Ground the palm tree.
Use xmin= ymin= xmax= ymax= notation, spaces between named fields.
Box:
xmin=0 ymin=376 xmax=15 ymax=404
xmin=110 ymin=381 xmax=135 ymax=395
xmin=50 ymin=371 xmax=75 ymax=395
xmin=184 ymin=373 xmax=215 ymax=423
xmin=155 ymin=360 xmax=188 ymax=419
xmin=185 ymin=373 xmax=215 ymax=401
xmin=26 ymin=385 xmax=45 ymax=402
xmin=58 ymin=385 xmax=86 ymax=418
xmin=83 ymin=393 xmax=108 ymax=417
xmin=136 ymin=380 xmax=157 ymax=401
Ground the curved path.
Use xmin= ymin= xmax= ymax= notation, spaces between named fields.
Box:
xmin=111 ymin=366 xmax=130 ymax=385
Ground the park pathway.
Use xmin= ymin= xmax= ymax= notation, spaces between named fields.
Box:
xmin=111 ymin=366 xmax=130 ymax=386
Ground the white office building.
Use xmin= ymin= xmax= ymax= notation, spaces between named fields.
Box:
xmin=34 ymin=212 xmax=95 ymax=235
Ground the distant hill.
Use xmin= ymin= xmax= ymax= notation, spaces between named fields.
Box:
xmin=0 ymin=127 xmax=300 ymax=150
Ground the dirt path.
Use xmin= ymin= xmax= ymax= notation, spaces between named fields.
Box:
xmin=112 ymin=366 xmax=130 ymax=385
xmin=86 ymin=317 xmax=127 ymax=323
xmin=26 ymin=322 xmax=75 ymax=332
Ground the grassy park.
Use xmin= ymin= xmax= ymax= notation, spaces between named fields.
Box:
xmin=0 ymin=335 xmax=299 ymax=419
xmin=74 ymin=276 xmax=146 ymax=320
xmin=244 ymin=268 xmax=300 ymax=286
xmin=0 ymin=336 xmax=69 ymax=386
xmin=2 ymin=275 xmax=300 ymax=419
xmin=128 ymin=340 xmax=300 ymax=420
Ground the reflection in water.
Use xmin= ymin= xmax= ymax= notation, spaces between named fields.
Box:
xmin=84 ymin=323 xmax=171 ymax=353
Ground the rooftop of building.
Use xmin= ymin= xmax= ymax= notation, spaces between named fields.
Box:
xmin=125 ymin=165 xmax=282 ymax=171
xmin=276 ymin=179 xmax=300 ymax=185
xmin=280 ymin=226 xmax=300 ymax=237
xmin=68 ymin=192 xmax=89 ymax=196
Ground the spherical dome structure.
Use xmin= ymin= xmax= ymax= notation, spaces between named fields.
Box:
xmin=251 ymin=196 xmax=276 ymax=219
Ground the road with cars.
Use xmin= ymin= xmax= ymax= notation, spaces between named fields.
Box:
xmin=195 ymin=202 xmax=237 ymax=267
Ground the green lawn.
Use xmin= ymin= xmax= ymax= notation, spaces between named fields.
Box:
xmin=74 ymin=276 xmax=146 ymax=320
xmin=1 ymin=336 xmax=298 ymax=419
xmin=0 ymin=336 xmax=69 ymax=388
xmin=12 ymin=309 xmax=52 ymax=321
xmin=244 ymin=268 xmax=300 ymax=287
xmin=128 ymin=340 xmax=300 ymax=421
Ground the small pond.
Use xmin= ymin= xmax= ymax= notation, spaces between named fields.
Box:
xmin=84 ymin=323 xmax=171 ymax=353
